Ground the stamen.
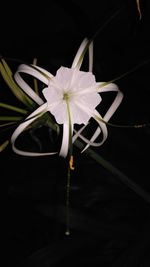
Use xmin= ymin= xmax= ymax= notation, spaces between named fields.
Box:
xmin=69 ymin=155 xmax=75 ymax=170
xmin=65 ymin=155 xmax=75 ymax=236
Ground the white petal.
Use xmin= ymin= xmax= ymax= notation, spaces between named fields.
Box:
xmin=17 ymin=64 xmax=52 ymax=85
xmin=68 ymin=90 xmax=100 ymax=124
xmin=81 ymin=110 xmax=108 ymax=152
xmin=76 ymin=92 xmax=101 ymax=109
xmin=48 ymin=101 xmax=67 ymax=124
xmin=11 ymin=103 xmax=57 ymax=156
xmin=104 ymin=90 xmax=123 ymax=121
xmin=73 ymin=115 xmax=108 ymax=149
xmin=97 ymin=82 xmax=124 ymax=121
xmin=31 ymin=65 xmax=53 ymax=79
xmin=42 ymin=85 xmax=62 ymax=104
xmin=70 ymin=102 xmax=90 ymax=124
xmin=55 ymin=66 xmax=74 ymax=89
xmin=14 ymin=64 xmax=54 ymax=106
xmin=72 ymin=71 xmax=96 ymax=90
xmin=88 ymin=42 xmax=93 ymax=72
xmin=42 ymin=85 xmax=68 ymax=124
xmin=59 ymin=123 xmax=70 ymax=157
xmin=14 ymin=71 xmax=44 ymax=105
xmin=71 ymin=38 xmax=89 ymax=69
xmin=97 ymin=82 xmax=119 ymax=92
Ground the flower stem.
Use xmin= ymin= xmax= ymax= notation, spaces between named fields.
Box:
xmin=65 ymin=155 xmax=75 ymax=236
xmin=65 ymin=161 xmax=71 ymax=236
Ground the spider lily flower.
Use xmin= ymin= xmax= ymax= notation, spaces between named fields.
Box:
xmin=11 ymin=38 xmax=123 ymax=157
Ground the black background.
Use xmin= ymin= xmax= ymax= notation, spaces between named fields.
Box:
xmin=1 ymin=0 xmax=150 ymax=266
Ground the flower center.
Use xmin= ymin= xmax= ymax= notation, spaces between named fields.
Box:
xmin=63 ymin=92 xmax=69 ymax=101
xmin=63 ymin=91 xmax=73 ymax=101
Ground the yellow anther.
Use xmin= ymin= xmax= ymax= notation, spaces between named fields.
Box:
xmin=69 ymin=155 xmax=75 ymax=170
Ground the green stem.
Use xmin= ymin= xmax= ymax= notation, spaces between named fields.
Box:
xmin=65 ymin=164 xmax=71 ymax=236
xmin=65 ymin=99 xmax=74 ymax=235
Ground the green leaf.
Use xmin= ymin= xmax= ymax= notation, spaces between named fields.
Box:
xmin=0 ymin=59 xmax=35 ymax=109
xmin=0 ymin=140 xmax=9 ymax=152
xmin=0 ymin=116 xmax=23 ymax=121
xmin=0 ymin=102 xmax=28 ymax=114
xmin=33 ymin=58 xmax=40 ymax=95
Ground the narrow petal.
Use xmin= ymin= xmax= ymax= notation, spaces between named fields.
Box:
xmin=97 ymin=82 xmax=124 ymax=121
xmin=88 ymin=41 xmax=93 ymax=72
xmin=72 ymin=103 xmax=108 ymax=150
xmin=14 ymin=72 xmax=44 ymax=105
xmin=59 ymin=123 xmax=70 ymax=157
xmin=71 ymin=38 xmax=89 ymax=69
xmin=31 ymin=65 xmax=54 ymax=79
xmin=97 ymin=82 xmax=119 ymax=92
xmin=104 ymin=90 xmax=123 ymax=121
xmin=14 ymin=64 xmax=54 ymax=105
xmin=81 ymin=110 xmax=108 ymax=152
xmin=11 ymin=103 xmax=57 ymax=156
xmin=17 ymin=64 xmax=52 ymax=84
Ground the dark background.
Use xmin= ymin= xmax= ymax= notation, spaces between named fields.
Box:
xmin=1 ymin=0 xmax=150 ymax=266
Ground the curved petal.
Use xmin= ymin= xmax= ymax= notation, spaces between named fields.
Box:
xmin=31 ymin=65 xmax=54 ymax=79
xmin=59 ymin=123 xmax=70 ymax=157
xmin=14 ymin=71 xmax=44 ymax=105
xmin=14 ymin=64 xmax=54 ymax=105
xmin=71 ymin=38 xmax=89 ymax=69
xmin=17 ymin=64 xmax=53 ymax=84
xmin=88 ymin=41 xmax=93 ymax=72
xmin=97 ymin=82 xmax=124 ymax=121
xmin=11 ymin=103 xmax=57 ymax=156
xmin=97 ymin=82 xmax=119 ymax=92
xmin=75 ymin=82 xmax=123 ymax=151
xmin=73 ymin=117 xmax=107 ymax=150
xmin=81 ymin=110 xmax=108 ymax=152
xmin=72 ymin=103 xmax=108 ymax=150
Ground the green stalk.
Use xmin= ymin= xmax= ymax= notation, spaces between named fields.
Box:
xmin=65 ymin=99 xmax=74 ymax=235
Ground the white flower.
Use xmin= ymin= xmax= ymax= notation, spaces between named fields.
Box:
xmin=11 ymin=38 xmax=123 ymax=157
xmin=42 ymin=66 xmax=101 ymax=125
